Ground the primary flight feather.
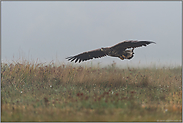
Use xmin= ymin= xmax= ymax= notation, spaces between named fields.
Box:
xmin=66 ymin=40 xmax=155 ymax=63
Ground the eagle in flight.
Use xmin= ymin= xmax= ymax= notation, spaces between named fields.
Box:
xmin=66 ymin=40 xmax=155 ymax=63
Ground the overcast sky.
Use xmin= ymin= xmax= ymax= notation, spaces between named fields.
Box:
xmin=1 ymin=1 xmax=182 ymax=67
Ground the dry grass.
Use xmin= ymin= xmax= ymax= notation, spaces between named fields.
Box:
xmin=1 ymin=60 xmax=182 ymax=122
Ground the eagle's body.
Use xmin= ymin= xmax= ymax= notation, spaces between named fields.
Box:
xmin=66 ymin=40 xmax=155 ymax=63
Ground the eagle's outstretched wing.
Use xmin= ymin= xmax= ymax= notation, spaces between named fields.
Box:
xmin=112 ymin=40 xmax=155 ymax=50
xmin=66 ymin=48 xmax=107 ymax=63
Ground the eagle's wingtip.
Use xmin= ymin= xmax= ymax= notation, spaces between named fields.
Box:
xmin=146 ymin=41 xmax=156 ymax=44
xmin=66 ymin=56 xmax=72 ymax=60
xmin=151 ymin=41 xmax=156 ymax=44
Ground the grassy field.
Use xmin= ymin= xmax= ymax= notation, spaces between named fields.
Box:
xmin=1 ymin=60 xmax=182 ymax=122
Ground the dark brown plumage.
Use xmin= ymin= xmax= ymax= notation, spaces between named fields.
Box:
xmin=66 ymin=40 xmax=155 ymax=63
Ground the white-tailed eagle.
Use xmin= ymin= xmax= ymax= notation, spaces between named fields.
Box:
xmin=66 ymin=40 xmax=155 ymax=63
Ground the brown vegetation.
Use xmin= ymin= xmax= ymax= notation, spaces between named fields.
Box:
xmin=1 ymin=61 xmax=182 ymax=121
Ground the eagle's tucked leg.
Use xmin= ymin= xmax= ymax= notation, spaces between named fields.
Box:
xmin=119 ymin=55 xmax=126 ymax=60
xmin=122 ymin=55 xmax=126 ymax=58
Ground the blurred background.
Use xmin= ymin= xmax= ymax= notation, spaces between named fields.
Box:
xmin=1 ymin=1 xmax=182 ymax=68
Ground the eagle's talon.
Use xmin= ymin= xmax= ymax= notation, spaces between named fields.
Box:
xmin=119 ymin=57 xmax=124 ymax=60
